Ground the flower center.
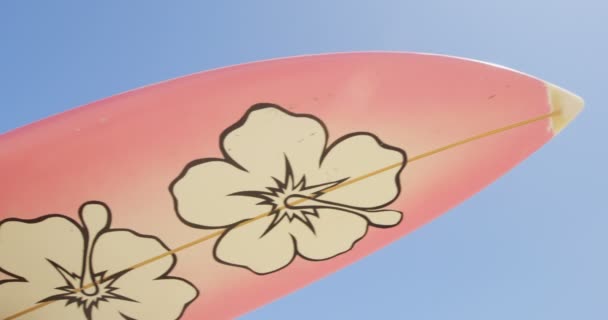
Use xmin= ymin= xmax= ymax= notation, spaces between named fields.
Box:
xmin=48 ymin=263 xmax=128 ymax=314
xmin=266 ymin=175 xmax=318 ymax=221
xmin=237 ymin=159 xmax=402 ymax=232
xmin=238 ymin=161 xmax=343 ymax=227
xmin=43 ymin=203 xmax=134 ymax=316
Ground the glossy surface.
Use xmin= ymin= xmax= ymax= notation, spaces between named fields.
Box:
xmin=0 ymin=52 xmax=582 ymax=319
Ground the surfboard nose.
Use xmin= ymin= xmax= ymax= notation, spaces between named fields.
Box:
xmin=546 ymin=83 xmax=584 ymax=134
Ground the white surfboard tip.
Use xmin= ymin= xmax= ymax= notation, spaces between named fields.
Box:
xmin=546 ymin=83 xmax=584 ymax=135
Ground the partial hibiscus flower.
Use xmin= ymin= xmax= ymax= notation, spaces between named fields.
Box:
xmin=0 ymin=202 xmax=198 ymax=320
xmin=171 ymin=104 xmax=407 ymax=274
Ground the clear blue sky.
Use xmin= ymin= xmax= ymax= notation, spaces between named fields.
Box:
xmin=1 ymin=1 xmax=605 ymax=319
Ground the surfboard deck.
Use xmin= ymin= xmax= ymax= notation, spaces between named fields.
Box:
xmin=0 ymin=52 xmax=583 ymax=320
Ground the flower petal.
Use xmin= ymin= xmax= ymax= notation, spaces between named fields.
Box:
xmin=290 ymin=209 xmax=368 ymax=260
xmin=215 ymin=216 xmax=296 ymax=274
xmin=0 ymin=281 xmax=69 ymax=320
xmin=92 ymin=230 xmax=198 ymax=320
xmin=222 ymin=105 xmax=327 ymax=181
xmin=93 ymin=230 xmax=174 ymax=282
xmin=107 ymin=278 xmax=198 ymax=320
xmin=88 ymin=303 xmax=123 ymax=320
xmin=171 ymin=159 xmax=274 ymax=228
xmin=0 ymin=286 xmax=87 ymax=320
xmin=0 ymin=216 xmax=83 ymax=283
xmin=313 ymin=133 xmax=406 ymax=209
xmin=28 ymin=300 xmax=87 ymax=320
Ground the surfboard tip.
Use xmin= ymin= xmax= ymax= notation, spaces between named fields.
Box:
xmin=546 ymin=83 xmax=584 ymax=135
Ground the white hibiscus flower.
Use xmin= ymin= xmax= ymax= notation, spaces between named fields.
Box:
xmin=0 ymin=202 xmax=198 ymax=320
xmin=171 ymin=104 xmax=407 ymax=274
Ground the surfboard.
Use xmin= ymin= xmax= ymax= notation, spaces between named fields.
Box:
xmin=0 ymin=52 xmax=583 ymax=320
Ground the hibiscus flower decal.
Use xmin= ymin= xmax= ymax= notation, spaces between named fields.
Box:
xmin=171 ymin=104 xmax=407 ymax=274
xmin=0 ymin=202 xmax=198 ymax=320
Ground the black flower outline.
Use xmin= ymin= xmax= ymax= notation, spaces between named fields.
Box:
xmin=170 ymin=103 xmax=407 ymax=274
xmin=0 ymin=201 xmax=199 ymax=320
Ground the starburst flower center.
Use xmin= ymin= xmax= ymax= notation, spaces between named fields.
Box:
xmin=233 ymin=160 xmax=361 ymax=231
xmin=42 ymin=203 xmax=135 ymax=318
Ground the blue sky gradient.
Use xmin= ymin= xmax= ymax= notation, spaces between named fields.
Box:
xmin=1 ymin=1 xmax=606 ymax=319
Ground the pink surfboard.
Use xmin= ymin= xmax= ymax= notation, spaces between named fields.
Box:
xmin=0 ymin=52 xmax=583 ymax=320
